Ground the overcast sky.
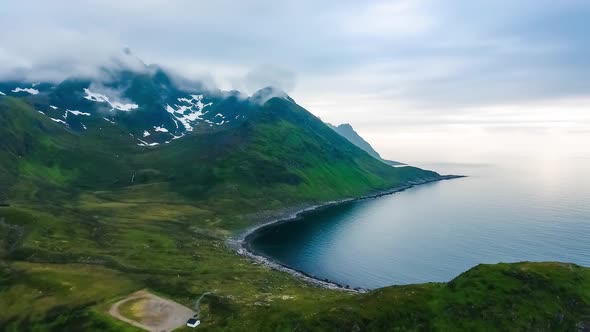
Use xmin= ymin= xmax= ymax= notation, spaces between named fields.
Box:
xmin=1 ymin=0 xmax=589 ymax=163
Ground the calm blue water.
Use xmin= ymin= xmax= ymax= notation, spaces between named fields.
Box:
xmin=249 ymin=158 xmax=590 ymax=289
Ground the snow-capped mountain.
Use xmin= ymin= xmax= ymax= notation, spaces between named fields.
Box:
xmin=0 ymin=67 xmax=278 ymax=146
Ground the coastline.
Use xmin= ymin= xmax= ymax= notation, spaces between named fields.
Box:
xmin=228 ymin=174 xmax=465 ymax=293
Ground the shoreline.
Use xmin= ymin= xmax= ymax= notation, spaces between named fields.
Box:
xmin=228 ymin=174 xmax=465 ymax=293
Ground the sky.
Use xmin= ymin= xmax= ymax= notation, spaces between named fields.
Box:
xmin=1 ymin=0 xmax=589 ymax=163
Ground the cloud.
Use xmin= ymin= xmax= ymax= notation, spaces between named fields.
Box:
xmin=2 ymin=1 xmax=588 ymax=101
xmin=85 ymin=81 xmax=140 ymax=114
xmin=1 ymin=0 xmax=589 ymax=161
xmin=232 ymin=65 xmax=296 ymax=94
xmin=336 ymin=0 xmax=436 ymax=39
xmin=0 ymin=25 xmax=145 ymax=82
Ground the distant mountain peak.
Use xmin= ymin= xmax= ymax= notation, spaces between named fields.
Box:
xmin=250 ymin=86 xmax=294 ymax=105
xmin=328 ymin=122 xmax=404 ymax=166
xmin=336 ymin=123 xmax=354 ymax=130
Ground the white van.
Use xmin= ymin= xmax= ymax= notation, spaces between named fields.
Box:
xmin=186 ymin=318 xmax=201 ymax=328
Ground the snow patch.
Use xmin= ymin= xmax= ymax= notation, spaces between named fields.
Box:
xmin=166 ymin=94 xmax=212 ymax=131
xmin=153 ymin=126 xmax=168 ymax=133
xmin=81 ymin=123 xmax=87 ymax=130
xmin=143 ymin=131 xmax=150 ymax=137
xmin=84 ymin=89 xmax=109 ymax=103
xmin=50 ymin=117 xmax=67 ymax=124
xmin=66 ymin=110 xmax=91 ymax=116
xmin=12 ymin=87 xmax=39 ymax=95
xmin=171 ymin=133 xmax=185 ymax=140
xmin=84 ymin=88 xmax=138 ymax=112
xmin=38 ymin=110 xmax=45 ymax=115
xmin=137 ymin=138 xmax=159 ymax=146
xmin=177 ymin=97 xmax=192 ymax=103
xmin=103 ymin=117 xmax=116 ymax=124
xmin=0 ymin=91 xmax=5 ymax=96
xmin=50 ymin=105 xmax=58 ymax=110
xmin=111 ymin=102 xmax=138 ymax=112
xmin=171 ymin=117 xmax=179 ymax=129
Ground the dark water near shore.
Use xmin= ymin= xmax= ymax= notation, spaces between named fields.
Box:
xmin=249 ymin=158 xmax=590 ymax=289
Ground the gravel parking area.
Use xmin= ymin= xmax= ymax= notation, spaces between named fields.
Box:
xmin=109 ymin=290 xmax=196 ymax=332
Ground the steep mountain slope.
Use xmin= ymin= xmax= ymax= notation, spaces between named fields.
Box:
xmin=0 ymin=97 xmax=141 ymax=202
xmin=328 ymin=123 xmax=404 ymax=166
xmin=150 ymin=103 xmax=381 ymax=203
xmin=0 ymin=71 xmax=440 ymax=214
xmin=0 ymin=68 xmax=248 ymax=147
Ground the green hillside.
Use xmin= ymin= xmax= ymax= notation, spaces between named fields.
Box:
xmin=0 ymin=95 xmax=438 ymax=219
xmin=1 ymin=93 xmax=588 ymax=331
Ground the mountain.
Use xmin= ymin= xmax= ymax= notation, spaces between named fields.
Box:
xmin=0 ymin=68 xmax=442 ymax=210
xmin=10 ymin=65 xmax=584 ymax=332
xmin=328 ymin=123 xmax=404 ymax=166
xmin=0 ymin=68 xmax=247 ymax=147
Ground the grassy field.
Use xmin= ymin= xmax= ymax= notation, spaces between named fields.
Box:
xmin=1 ymin=196 xmax=589 ymax=331
xmin=0 ymin=205 xmax=341 ymax=330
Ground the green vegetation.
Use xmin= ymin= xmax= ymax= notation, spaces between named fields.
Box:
xmin=299 ymin=262 xmax=590 ymax=331
xmin=0 ymin=262 xmax=141 ymax=331
xmin=1 ymin=95 xmax=588 ymax=331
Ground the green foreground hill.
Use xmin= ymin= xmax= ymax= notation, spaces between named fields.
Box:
xmin=0 ymin=91 xmax=589 ymax=331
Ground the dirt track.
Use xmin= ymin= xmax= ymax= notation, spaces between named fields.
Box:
xmin=109 ymin=290 xmax=196 ymax=332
